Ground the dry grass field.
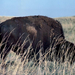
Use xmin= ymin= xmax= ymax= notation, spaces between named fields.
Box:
xmin=0 ymin=16 xmax=75 ymax=75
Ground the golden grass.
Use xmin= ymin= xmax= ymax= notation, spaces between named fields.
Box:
xmin=0 ymin=36 xmax=75 ymax=75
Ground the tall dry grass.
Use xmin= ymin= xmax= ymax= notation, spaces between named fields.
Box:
xmin=0 ymin=35 xmax=75 ymax=75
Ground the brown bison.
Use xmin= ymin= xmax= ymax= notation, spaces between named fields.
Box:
xmin=0 ymin=15 xmax=75 ymax=64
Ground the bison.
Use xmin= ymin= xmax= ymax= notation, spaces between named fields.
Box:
xmin=0 ymin=15 xmax=75 ymax=65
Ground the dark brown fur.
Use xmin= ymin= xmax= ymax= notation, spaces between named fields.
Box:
xmin=0 ymin=15 xmax=74 ymax=64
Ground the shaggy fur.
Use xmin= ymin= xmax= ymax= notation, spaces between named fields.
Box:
xmin=0 ymin=15 xmax=74 ymax=64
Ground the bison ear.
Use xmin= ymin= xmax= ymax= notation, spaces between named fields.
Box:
xmin=55 ymin=20 xmax=61 ymax=24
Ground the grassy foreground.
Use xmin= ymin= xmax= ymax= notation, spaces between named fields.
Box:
xmin=0 ymin=16 xmax=75 ymax=75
